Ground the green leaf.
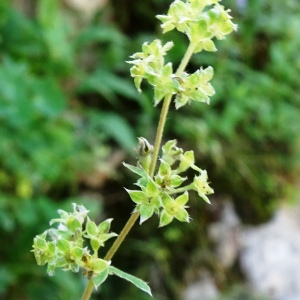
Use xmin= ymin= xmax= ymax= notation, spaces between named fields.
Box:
xmin=92 ymin=269 xmax=109 ymax=290
xmin=79 ymin=69 xmax=139 ymax=104
xmin=74 ymin=25 xmax=127 ymax=49
xmin=97 ymin=112 xmax=136 ymax=152
xmin=37 ymin=0 xmax=72 ymax=65
xmin=109 ymin=266 xmax=152 ymax=296
xmin=123 ymin=163 xmax=149 ymax=179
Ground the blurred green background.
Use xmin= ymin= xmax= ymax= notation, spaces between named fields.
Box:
xmin=0 ymin=0 xmax=299 ymax=299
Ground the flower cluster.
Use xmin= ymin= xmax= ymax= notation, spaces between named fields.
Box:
xmin=127 ymin=0 xmax=237 ymax=109
xmin=32 ymin=204 xmax=116 ymax=279
xmin=125 ymin=139 xmax=214 ymax=226
xmin=32 ymin=204 xmax=153 ymax=293
xmin=157 ymin=0 xmax=237 ymax=53
xmin=127 ymin=40 xmax=180 ymax=105
xmin=174 ymin=66 xmax=215 ymax=109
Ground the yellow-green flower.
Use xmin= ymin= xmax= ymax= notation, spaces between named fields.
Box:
xmin=159 ymin=192 xmax=190 ymax=227
xmin=175 ymin=66 xmax=215 ymax=109
xmin=192 ymin=170 xmax=214 ymax=203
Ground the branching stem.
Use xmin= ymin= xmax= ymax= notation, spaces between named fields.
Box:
xmin=81 ymin=42 xmax=196 ymax=300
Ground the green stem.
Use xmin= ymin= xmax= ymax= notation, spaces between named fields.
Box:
xmin=149 ymin=93 xmax=172 ymax=177
xmin=149 ymin=42 xmax=196 ymax=177
xmin=104 ymin=211 xmax=140 ymax=261
xmin=81 ymin=212 xmax=140 ymax=299
xmin=168 ymin=184 xmax=194 ymax=195
xmin=81 ymin=280 xmax=94 ymax=300
xmin=175 ymin=42 xmax=196 ymax=76
xmin=80 ymin=42 xmax=196 ymax=300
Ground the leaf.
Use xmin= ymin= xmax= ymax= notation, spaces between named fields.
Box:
xmin=37 ymin=0 xmax=72 ymax=65
xmin=78 ymin=69 xmax=139 ymax=104
xmin=92 ymin=269 xmax=109 ymax=290
xmin=74 ymin=25 xmax=127 ymax=49
xmin=108 ymin=266 xmax=152 ymax=296
xmin=123 ymin=163 xmax=148 ymax=179
xmin=87 ymin=112 xmax=136 ymax=152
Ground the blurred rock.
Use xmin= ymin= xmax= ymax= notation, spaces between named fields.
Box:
xmin=64 ymin=0 xmax=107 ymax=19
xmin=240 ymin=205 xmax=300 ymax=300
xmin=208 ymin=200 xmax=240 ymax=268
xmin=183 ymin=274 xmax=219 ymax=300
xmin=184 ymin=200 xmax=300 ymax=300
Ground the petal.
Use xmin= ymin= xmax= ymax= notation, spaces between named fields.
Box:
xmin=175 ymin=209 xmax=190 ymax=222
xmin=57 ymin=239 xmax=70 ymax=252
xmin=175 ymin=192 xmax=189 ymax=206
xmin=198 ymin=192 xmax=211 ymax=204
xmin=159 ymin=210 xmax=174 ymax=227
xmin=161 ymin=193 xmax=173 ymax=208
xmin=98 ymin=218 xmax=113 ymax=234
xmin=175 ymin=94 xmax=189 ymax=109
xmin=203 ymin=40 xmax=217 ymax=52
xmin=170 ymin=175 xmax=186 ymax=187
xmin=91 ymin=258 xmax=110 ymax=274
xmin=139 ymin=205 xmax=154 ymax=224
xmin=126 ymin=189 xmax=145 ymax=204
xmin=86 ymin=217 xmax=98 ymax=236
xmin=154 ymin=88 xmax=167 ymax=106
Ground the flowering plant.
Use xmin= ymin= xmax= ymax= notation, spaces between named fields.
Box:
xmin=32 ymin=0 xmax=236 ymax=299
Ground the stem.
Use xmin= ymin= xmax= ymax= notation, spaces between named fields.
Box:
xmin=81 ymin=281 xmax=94 ymax=300
xmin=168 ymin=184 xmax=194 ymax=195
xmin=81 ymin=42 xmax=196 ymax=300
xmin=149 ymin=93 xmax=172 ymax=177
xmin=81 ymin=212 xmax=140 ymax=300
xmin=175 ymin=42 xmax=196 ymax=76
xmin=104 ymin=211 xmax=140 ymax=261
xmin=149 ymin=42 xmax=196 ymax=177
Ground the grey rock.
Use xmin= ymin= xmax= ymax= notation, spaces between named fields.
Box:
xmin=240 ymin=206 xmax=300 ymax=300
xmin=183 ymin=274 xmax=219 ymax=300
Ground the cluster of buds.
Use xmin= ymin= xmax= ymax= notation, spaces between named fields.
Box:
xmin=32 ymin=204 xmax=117 ymax=282
xmin=125 ymin=139 xmax=214 ymax=227
xmin=127 ymin=0 xmax=237 ymax=108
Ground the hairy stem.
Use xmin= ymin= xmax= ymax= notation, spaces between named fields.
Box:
xmin=81 ymin=42 xmax=196 ymax=300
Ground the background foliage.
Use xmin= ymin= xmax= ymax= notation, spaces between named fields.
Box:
xmin=0 ymin=0 xmax=299 ymax=299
